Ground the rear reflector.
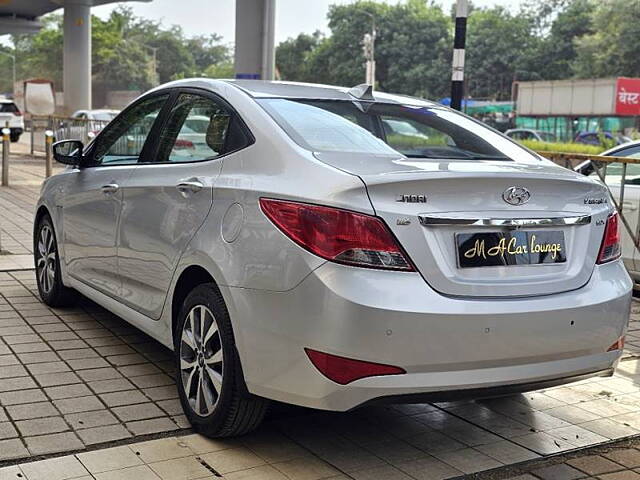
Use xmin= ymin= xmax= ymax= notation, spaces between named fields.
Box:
xmin=260 ymin=198 xmax=414 ymax=271
xmin=305 ymin=348 xmax=406 ymax=385
xmin=607 ymin=337 xmax=625 ymax=352
xmin=597 ymin=212 xmax=621 ymax=264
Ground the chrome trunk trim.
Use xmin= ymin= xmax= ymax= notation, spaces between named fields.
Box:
xmin=418 ymin=214 xmax=592 ymax=228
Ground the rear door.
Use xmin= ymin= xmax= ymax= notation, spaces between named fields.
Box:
xmin=117 ymin=89 xmax=252 ymax=319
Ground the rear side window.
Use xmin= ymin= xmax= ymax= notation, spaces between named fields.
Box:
xmin=0 ymin=103 xmax=19 ymax=113
xmin=152 ymin=93 xmax=250 ymax=163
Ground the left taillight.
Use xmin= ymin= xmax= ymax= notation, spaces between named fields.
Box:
xmin=597 ymin=212 xmax=621 ymax=264
xmin=259 ymin=198 xmax=414 ymax=271
xmin=305 ymin=348 xmax=406 ymax=385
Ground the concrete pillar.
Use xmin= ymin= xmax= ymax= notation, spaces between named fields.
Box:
xmin=234 ymin=0 xmax=276 ymax=80
xmin=63 ymin=1 xmax=92 ymax=114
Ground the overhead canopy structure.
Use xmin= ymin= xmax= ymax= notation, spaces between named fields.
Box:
xmin=0 ymin=0 xmax=150 ymax=113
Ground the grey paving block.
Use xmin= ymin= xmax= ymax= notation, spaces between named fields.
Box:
xmin=0 ymin=421 xmax=18 ymax=440
xmin=48 ymin=340 xmax=89 ymax=350
xmin=129 ymin=373 xmax=174 ymax=389
xmin=99 ymin=390 xmax=148 ymax=407
xmin=112 ymin=403 xmax=165 ymax=422
xmin=107 ymin=353 xmax=148 ymax=367
xmin=0 ymin=388 xmax=47 ymax=405
xmin=76 ymin=424 xmax=132 ymax=445
xmin=143 ymin=385 xmax=179 ymax=401
xmin=24 ymin=431 xmax=84 ymax=455
xmin=531 ymin=463 xmax=587 ymax=480
xmin=0 ymin=354 xmax=19 ymax=366
xmin=33 ymin=371 xmax=81 ymax=387
xmin=75 ymin=328 xmax=112 ymax=339
xmin=58 ymin=348 xmax=100 ymax=360
xmin=53 ymin=395 xmax=105 ymax=414
xmin=95 ymin=345 xmax=136 ymax=356
xmin=0 ymin=376 xmax=38 ymax=392
xmin=17 ymin=351 xmax=61 ymax=364
xmin=26 ymin=361 xmax=71 ymax=375
xmin=66 ymin=357 xmax=110 ymax=370
xmin=126 ymin=417 xmax=181 ymax=436
xmin=15 ymin=416 xmax=69 ymax=436
xmin=117 ymin=363 xmax=161 ymax=377
xmin=0 ymin=438 xmax=29 ymax=461
xmin=88 ymin=378 xmax=136 ymax=394
xmin=156 ymin=399 xmax=183 ymax=416
xmin=2 ymin=334 xmax=41 ymax=345
xmin=41 ymin=331 xmax=80 ymax=341
xmin=85 ymin=336 xmax=124 ymax=347
xmin=65 ymin=409 xmax=119 ymax=430
xmin=9 ymin=342 xmax=51 ymax=353
xmin=6 ymin=401 xmax=59 ymax=421
xmin=77 ymin=367 xmax=123 ymax=382
xmin=32 ymin=323 xmax=70 ymax=333
xmin=0 ymin=364 xmax=28 ymax=379
xmin=45 ymin=383 xmax=93 ymax=400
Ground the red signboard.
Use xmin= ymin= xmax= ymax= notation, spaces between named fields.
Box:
xmin=615 ymin=77 xmax=640 ymax=116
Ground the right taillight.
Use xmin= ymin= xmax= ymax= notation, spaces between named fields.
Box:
xmin=597 ymin=212 xmax=621 ymax=264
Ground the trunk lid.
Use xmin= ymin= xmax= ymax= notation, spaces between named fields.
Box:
xmin=316 ymin=152 xmax=612 ymax=298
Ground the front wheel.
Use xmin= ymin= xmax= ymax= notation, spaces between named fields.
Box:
xmin=175 ymin=283 xmax=268 ymax=437
xmin=9 ymin=132 xmax=19 ymax=142
xmin=34 ymin=215 xmax=76 ymax=307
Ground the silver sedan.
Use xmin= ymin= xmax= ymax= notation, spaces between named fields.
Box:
xmin=34 ymin=79 xmax=632 ymax=437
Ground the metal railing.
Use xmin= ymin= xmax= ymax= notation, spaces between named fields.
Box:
xmin=539 ymin=150 xmax=640 ymax=254
xmin=29 ymin=115 xmax=112 ymax=154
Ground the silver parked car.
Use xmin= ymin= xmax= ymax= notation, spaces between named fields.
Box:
xmin=35 ymin=80 xmax=632 ymax=437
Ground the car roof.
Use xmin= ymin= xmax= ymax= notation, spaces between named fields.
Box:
xmin=151 ymin=78 xmax=441 ymax=107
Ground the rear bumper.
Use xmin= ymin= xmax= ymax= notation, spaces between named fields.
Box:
xmin=225 ymin=260 xmax=631 ymax=411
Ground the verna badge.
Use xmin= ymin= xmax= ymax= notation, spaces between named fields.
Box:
xmin=502 ymin=186 xmax=531 ymax=206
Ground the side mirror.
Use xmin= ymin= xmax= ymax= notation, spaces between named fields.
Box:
xmin=53 ymin=140 xmax=84 ymax=166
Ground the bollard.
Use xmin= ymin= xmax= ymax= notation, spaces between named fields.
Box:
xmin=45 ymin=130 xmax=54 ymax=178
xmin=1 ymin=127 xmax=9 ymax=186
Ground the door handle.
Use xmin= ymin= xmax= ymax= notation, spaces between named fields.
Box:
xmin=176 ymin=180 xmax=204 ymax=196
xmin=101 ymin=183 xmax=119 ymax=195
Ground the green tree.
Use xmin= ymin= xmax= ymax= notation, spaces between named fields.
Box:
xmin=276 ymin=31 xmax=323 ymax=82
xmin=572 ymin=0 xmax=640 ymax=78
xmin=465 ymin=6 xmax=541 ymax=100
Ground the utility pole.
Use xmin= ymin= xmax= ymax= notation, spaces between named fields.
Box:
xmin=362 ymin=11 xmax=376 ymax=87
xmin=450 ymin=0 xmax=468 ymax=111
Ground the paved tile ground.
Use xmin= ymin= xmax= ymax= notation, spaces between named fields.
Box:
xmin=1 ymin=144 xmax=640 ymax=479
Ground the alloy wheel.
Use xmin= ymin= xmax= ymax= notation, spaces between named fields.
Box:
xmin=36 ymin=225 xmax=56 ymax=294
xmin=180 ymin=305 xmax=224 ymax=417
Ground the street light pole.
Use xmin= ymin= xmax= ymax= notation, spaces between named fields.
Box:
xmin=362 ymin=11 xmax=376 ymax=87
xmin=450 ymin=0 xmax=468 ymax=111
xmin=0 ymin=52 xmax=16 ymax=97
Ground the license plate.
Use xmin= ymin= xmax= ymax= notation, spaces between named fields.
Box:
xmin=456 ymin=231 xmax=567 ymax=268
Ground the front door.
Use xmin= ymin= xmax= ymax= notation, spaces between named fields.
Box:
xmin=62 ymin=93 xmax=170 ymax=297
xmin=117 ymin=90 xmax=249 ymax=319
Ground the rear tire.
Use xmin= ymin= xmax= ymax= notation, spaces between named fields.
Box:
xmin=9 ymin=132 xmax=19 ymax=143
xmin=34 ymin=215 xmax=76 ymax=307
xmin=174 ymin=283 xmax=268 ymax=437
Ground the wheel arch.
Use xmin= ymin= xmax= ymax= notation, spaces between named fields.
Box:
xmin=170 ymin=264 xmax=250 ymax=396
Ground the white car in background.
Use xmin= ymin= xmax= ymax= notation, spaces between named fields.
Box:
xmin=36 ymin=80 xmax=631 ymax=437
xmin=0 ymin=98 xmax=24 ymax=142
xmin=575 ymin=140 xmax=640 ymax=287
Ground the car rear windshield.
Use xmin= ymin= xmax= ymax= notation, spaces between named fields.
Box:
xmin=258 ymin=98 xmax=538 ymax=162
xmin=0 ymin=103 xmax=19 ymax=113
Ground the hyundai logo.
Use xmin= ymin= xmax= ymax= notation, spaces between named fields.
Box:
xmin=502 ymin=186 xmax=531 ymax=206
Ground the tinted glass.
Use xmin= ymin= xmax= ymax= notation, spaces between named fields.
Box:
xmin=259 ymin=99 xmax=538 ymax=162
xmin=92 ymin=94 xmax=169 ymax=165
xmin=153 ymin=93 xmax=232 ymax=163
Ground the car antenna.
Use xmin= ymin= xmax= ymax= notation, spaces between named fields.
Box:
xmin=348 ymin=84 xmax=375 ymax=112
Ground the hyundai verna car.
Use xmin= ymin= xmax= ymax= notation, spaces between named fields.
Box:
xmin=35 ymin=79 xmax=632 ymax=437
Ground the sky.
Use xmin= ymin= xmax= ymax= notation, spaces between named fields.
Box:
xmin=89 ymin=0 xmax=525 ymax=45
